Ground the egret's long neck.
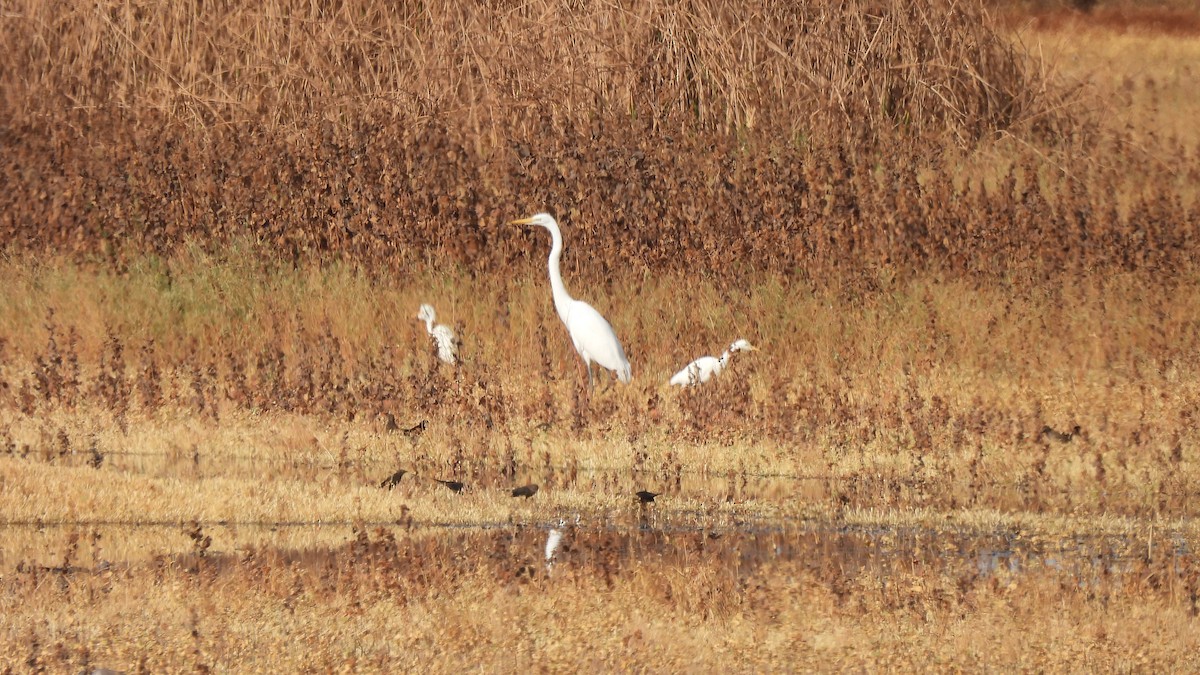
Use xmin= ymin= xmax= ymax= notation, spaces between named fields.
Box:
xmin=423 ymin=316 xmax=435 ymax=334
xmin=545 ymin=226 xmax=574 ymax=322
xmin=718 ymin=349 xmax=733 ymax=367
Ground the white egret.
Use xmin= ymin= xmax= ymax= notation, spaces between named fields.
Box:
xmin=416 ymin=303 xmax=460 ymax=364
xmin=510 ymin=213 xmax=632 ymax=386
xmin=544 ymin=515 xmax=579 ymax=574
xmin=545 ymin=523 xmax=564 ymax=566
xmin=669 ymin=339 xmax=757 ymax=387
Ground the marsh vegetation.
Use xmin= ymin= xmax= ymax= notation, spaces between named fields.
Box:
xmin=1 ymin=0 xmax=1198 ymax=670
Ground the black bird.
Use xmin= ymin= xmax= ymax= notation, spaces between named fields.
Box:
xmin=379 ymin=469 xmax=407 ymax=489
xmin=636 ymin=490 xmax=661 ymax=504
xmin=436 ymin=479 xmax=465 ymax=493
xmin=511 ymin=484 xmax=539 ymax=499
xmin=403 ymin=419 xmax=429 ymax=440
xmin=1041 ymin=424 xmax=1081 ymax=443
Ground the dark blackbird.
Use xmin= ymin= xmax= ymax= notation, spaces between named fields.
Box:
xmin=635 ymin=490 xmax=661 ymax=504
xmin=1041 ymin=424 xmax=1081 ymax=443
xmin=511 ymin=484 xmax=539 ymax=499
xmin=436 ymin=479 xmax=465 ymax=493
xmin=379 ymin=469 xmax=407 ymax=489
xmin=403 ymin=419 xmax=429 ymax=439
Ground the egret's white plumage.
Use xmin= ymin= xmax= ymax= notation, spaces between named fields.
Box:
xmin=545 ymin=526 xmax=564 ymax=564
xmin=669 ymin=338 xmax=757 ymax=387
xmin=545 ymin=515 xmax=579 ymax=574
xmin=416 ymin=304 xmax=460 ymax=364
xmin=510 ymin=213 xmax=631 ymax=386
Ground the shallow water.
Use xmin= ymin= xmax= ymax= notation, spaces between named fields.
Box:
xmin=1 ymin=515 xmax=1192 ymax=590
xmin=4 ymin=443 xmax=1196 ymax=586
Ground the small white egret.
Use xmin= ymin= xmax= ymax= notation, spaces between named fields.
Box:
xmin=544 ymin=515 xmax=580 ymax=574
xmin=510 ymin=213 xmax=632 ymax=387
xmin=545 ymin=522 xmax=564 ymax=566
xmin=416 ymin=304 xmax=460 ymax=365
xmin=669 ymin=339 xmax=757 ymax=387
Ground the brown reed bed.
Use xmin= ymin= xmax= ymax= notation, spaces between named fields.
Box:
xmin=6 ymin=0 xmax=1195 ymax=282
xmin=2 ymin=0 xmax=1200 ymax=669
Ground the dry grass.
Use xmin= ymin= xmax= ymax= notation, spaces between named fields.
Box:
xmin=2 ymin=249 xmax=1199 ymax=669
xmin=1004 ymin=3 xmax=1200 ymax=148
xmin=8 ymin=0 xmax=1195 ymax=279
xmin=2 ymin=0 xmax=1200 ymax=671
xmin=3 ymin=0 xmax=1063 ymax=138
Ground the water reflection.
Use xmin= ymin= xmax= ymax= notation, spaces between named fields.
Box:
xmin=1 ymin=517 xmax=1191 ymax=590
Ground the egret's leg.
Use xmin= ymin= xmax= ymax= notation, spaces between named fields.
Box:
xmin=586 ymin=361 xmax=594 ymax=389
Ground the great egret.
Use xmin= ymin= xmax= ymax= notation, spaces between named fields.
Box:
xmin=545 ymin=515 xmax=579 ymax=572
xmin=669 ymin=339 xmax=757 ymax=387
xmin=510 ymin=213 xmax=632 ymax=387
xmin=544 ymin=523 xmax=564 ymax=565
xmin=512 ymin=483 xmax=539 ymax=499
xmin=635 ymin=490 xmax=661 ymax=504
xmin=416 ymin=304 xmax=460 ymax=365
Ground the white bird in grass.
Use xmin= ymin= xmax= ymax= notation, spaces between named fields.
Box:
xmin=545 ymin=515 xmax=580 ymax=574
xmin=416 ymin=303 xmax=460 ymax=365
xmin=510 ymin=213 xmax=631 ymax=387
xmin=545 ymin=522 xmax=564 ymax=569
xmin=669 ymin=338 xmax=757 ymax=387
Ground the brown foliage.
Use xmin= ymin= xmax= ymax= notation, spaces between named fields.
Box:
xmin=1007 ymin=2 xmax=1200 ymax=36
xmin=6 ymin=0 xmax=1187 ymax=282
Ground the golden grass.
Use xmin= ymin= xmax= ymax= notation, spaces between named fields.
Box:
xmin=4 ymin=242 xmax=1200 ymax=668
xmin=3 ymin=403 xmax=1195 ymax=537
xmin=2 ymin=246 xmax=1199 ymax=519
xmin=3 ymin=1 xmax=1200 ymax=671
xmin=1014 ymin=11 xmax=1200 ymax=147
